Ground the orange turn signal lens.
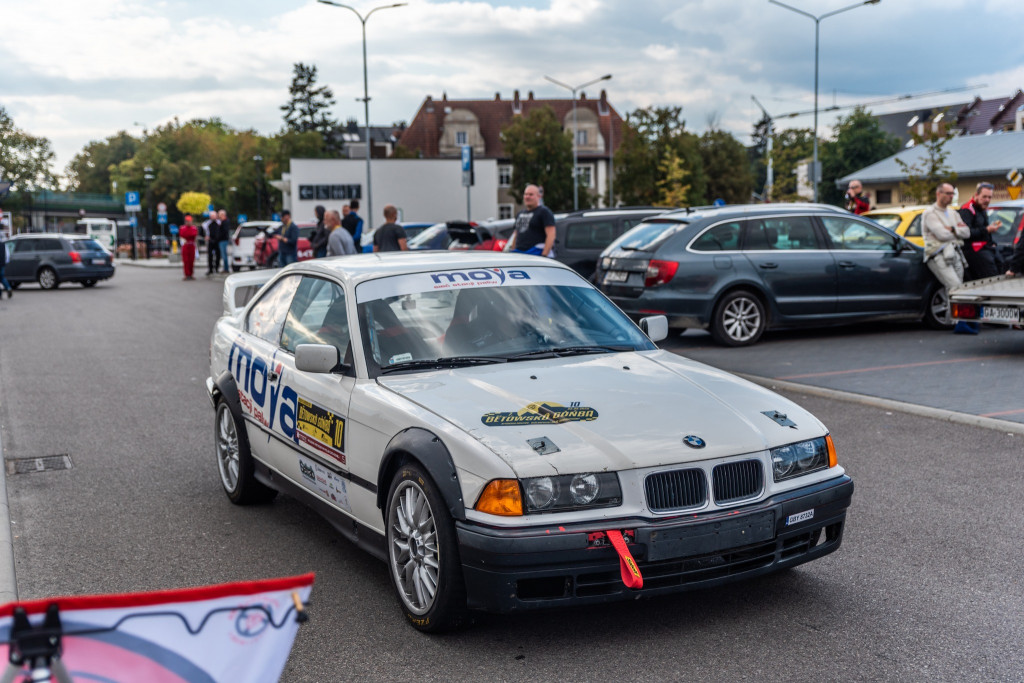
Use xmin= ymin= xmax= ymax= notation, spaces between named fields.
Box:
xmin=475 ymin=479 xmax=523 ymax=516
xmin=825 ymin=434 xmax=837 ymax=468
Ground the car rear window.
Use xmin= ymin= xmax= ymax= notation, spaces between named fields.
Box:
xmin=614 ymin=219 xmax=688 ymax=251
xmin=299 ymin=226 xmax=315 ymax=239
xmin=237 ymin=226 xmax=264 ymax=238
xmin=70 ymin=239 xmax=104 ymax=251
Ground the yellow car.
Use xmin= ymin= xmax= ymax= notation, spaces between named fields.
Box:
xmin=863 ymin=206 xmax=929 ymax=247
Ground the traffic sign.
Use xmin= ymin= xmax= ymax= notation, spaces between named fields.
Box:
xmin=461 ymin=145 xmax=474 ymax=187
xmin=125 ymin=191 xmax=141 ymax=212
xmin=157 ymin=202 xmax=167 ymax=213
xmin=1007 ymin=168 xmax=1022 ymax=186
xmin=129 ymin=216 xmax=138 ymax=228
xmin=272 ymin=212 xmax=281 ymax=221
xmin=157 ymin=214 xmax=168 ymax=225
xmin=169 ymin=225 xmax=179 ymax=235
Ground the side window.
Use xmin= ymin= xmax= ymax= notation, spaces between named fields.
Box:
xmin=13 ymin=240 xmax=37 ymax=253
xmin=245 ymin=275 xmax=301 ymax=345
xmin=905 ymin=214 xmax=923 ymax=238
xmin=565 ymin=220 xmax=617 ymax=249
xmin=821 ymin=216 xmax=897 ymax=251
xmin=691 ymin=222 xmax=741 ymax=251
xmin=282 ymin=278 xmax=349 ymax=356
xmin=743 ymin=216 xmax=819 ymax=250
xmin=40 ymin=239 xmax=63 ymax=251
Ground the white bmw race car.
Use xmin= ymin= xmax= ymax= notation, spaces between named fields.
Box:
xmin=207 ymin=251 xmax=853 ymax=632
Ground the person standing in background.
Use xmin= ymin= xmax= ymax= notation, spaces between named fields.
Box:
xmin=179 ymin=214 xmax=198 ymax=280
xmin=342 ymin=199 xmax=363 ymax=246
xmin=309 ymin=205 xmax=329 ymax=258
xmin=505 ymin=184 xmax=556 ymax=257
xmin=206 ymin=211 xmax=222 ymax=275
xmin=372 ymin=205 xmax=408 ymax=252
xmin=217 ymin=209 xmax=232 ymax=273
xmin=845 ymin=180 xmax=870 ymax=215
xmin=326 ymin=209 xmax=357 ymax=256
xmin=958 ymin=182 xmax=1003 ymax=280
xmin=0 ymin=233 xmax=12 ymax=299
xmin=276 ymin=210 xmax=299 ymax=266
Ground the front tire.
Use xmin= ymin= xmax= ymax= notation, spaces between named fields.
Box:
xmin=215 ymin=399 xmax=277 ymax=505
xmin=386 ymin=463 xmax=467 ymax=632
xmin=923 ymin=285 xmax=954 ymax=330
xmin=711 ymin=290 xmax=766 ymax=346
xmin=38 ymin=267 xmax=58 ymax=290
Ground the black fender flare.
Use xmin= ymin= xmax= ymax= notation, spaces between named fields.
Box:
xmin=213 ymin=371 xmax=243 ymax=417
xmin=378 ymin=428 xmax=465 ymax=521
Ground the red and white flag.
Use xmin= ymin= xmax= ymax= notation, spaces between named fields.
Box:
xmin=0 ymin=573 xmax=314 ymax=683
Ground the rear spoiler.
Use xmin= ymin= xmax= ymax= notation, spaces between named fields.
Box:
xmin=222 ymin=270 xmax=275 ymax=317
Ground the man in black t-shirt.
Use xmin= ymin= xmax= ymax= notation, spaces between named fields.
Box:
xmin=506 ymin=184 xmax=556 ymax=257
xmin=372 ymin=205 xmax=408 ymax=252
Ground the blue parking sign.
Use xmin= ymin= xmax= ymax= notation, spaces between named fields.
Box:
xmin=125 ymin=191 xmax=141 ymax=210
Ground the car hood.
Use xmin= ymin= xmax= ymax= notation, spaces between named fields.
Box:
xmin=377 ymin=351 xmax=826 ymax=478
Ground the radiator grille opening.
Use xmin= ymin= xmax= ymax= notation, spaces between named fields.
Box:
xmin=645 ymin=468 xmax=707 ymax=512
xmin=712 ymin=459 xmax=763 ymax=504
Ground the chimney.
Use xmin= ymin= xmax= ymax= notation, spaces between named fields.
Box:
xmin=442 ymin=91 xmax=448 ymax=101
xmin=580 ymin=92 xmax=587 ymax=100
xmin=513 ymin=89 xmax=521 ymax=114
xmin=494 ymin=92 xmax=501 ymax=100
xmin=528 ymin=91 xmax=534 ymax=100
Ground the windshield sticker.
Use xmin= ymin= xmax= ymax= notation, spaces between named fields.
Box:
xmin=356 ymin=266 xmax=586 ymax=303
xmin=389 ymin=352 xmax=413 ymax=365
xmin=481 ymin=401 xmax=599 ymax=427
xmin=296 ymin=397 xmax=346 ymax=466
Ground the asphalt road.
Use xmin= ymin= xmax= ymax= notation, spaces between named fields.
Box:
xmin=1 ymin=265 xmax=1022 ymax=681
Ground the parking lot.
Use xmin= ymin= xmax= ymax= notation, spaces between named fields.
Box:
xmin=0 ymin=266 xmax=1022 ymax=681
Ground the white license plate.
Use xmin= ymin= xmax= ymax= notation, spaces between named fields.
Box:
xmin=603 ymin=271 xmax=629 ymax=283
xmin=982 ymin=306 xmax=1019 ymax=323
xmin=786 ymin=509 xmax=814 ymax=526
xmin=91 ymin=258 xmax=106 ymax=265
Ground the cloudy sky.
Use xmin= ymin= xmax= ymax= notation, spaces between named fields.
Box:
xmin=4 ymin=0 xmax=1024 ymax=172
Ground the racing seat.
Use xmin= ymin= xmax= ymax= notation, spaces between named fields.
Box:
xmin=369 ymin=300 xmax=433 ymax=365
xmin=314 ymin=299 xmax=351 ymax=363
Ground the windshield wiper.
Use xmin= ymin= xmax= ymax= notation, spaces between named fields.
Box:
xmin=380 ymin=356 xmax=507 ymax=373
xmin=507 ymin=345 xmax=634 ymax=361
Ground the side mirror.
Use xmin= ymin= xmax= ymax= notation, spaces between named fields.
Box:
xmin=295 ymin=343 xmax=342 ymax=373
xmin=638 ymin=315 xmax=669 ymax=342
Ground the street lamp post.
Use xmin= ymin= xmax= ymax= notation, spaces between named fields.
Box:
xmin=544 ymin=74 xmax=612 ymax=212
xmin=143 ymin=168 xmax=155 ymax=258
xmin=768 ymin=0 xmax=880 ymax=202
xmin=751 ymin=95 xmax=775 ymax=202
xmin=318 ymin=0 xmax=407 ymax=236
xmin=252 ymin=156 xmax=263 ymax=220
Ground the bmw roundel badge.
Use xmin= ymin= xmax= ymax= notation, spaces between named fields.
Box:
xmin=683 ymin=435 xmax=706 ymax=449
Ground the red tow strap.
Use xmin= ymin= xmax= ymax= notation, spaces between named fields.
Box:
xmin=605 ymin=530 xmax=643 ymax=589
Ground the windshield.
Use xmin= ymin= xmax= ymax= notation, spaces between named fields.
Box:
xmin=406 ymin=223 xmax=449 ymax=250
xmin=355 ymin=266 xmax=655 ymax=372
xmin=607 ymin=219 xmax=688 ymax=252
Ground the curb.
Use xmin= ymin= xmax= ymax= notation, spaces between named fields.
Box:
xmin=738 ymin=373 xmax=1024 ymax=435
xmin=0 ymin=425 xmax=18 ymax=603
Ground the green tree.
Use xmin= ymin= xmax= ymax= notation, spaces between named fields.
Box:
xmin=281 ymin=63 xmax=338 ymax=153
xmin=0 ymin=106 xmax=57 ymax=191
xmin=499 ymin=106 xmax=574 ymax=211
xmin=820 ymin=106 xmax=900 ymax=206
xmin=895 ymin=124 xmax=957 ymax=204
xmin=614 ymin=106 xmax=705 ymax=207
xmin=699 ymin=128 xmax=753 ymax=204
xmin=65 ymin=131 xmax=139 ymax=193
xmin=770 ymin=128 xmax=815 ymax=201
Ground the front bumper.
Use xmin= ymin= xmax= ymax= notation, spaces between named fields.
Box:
xmin=456 ymin=474 xmax=853 ymax=613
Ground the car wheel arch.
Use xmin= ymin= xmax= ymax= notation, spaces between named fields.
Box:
xmin=377 ymin=428 xmax=466 ymax=522
xmin=712 ymin=283 xmax=773 ymax=325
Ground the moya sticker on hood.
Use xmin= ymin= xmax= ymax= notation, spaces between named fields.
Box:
xmin=481 ymin=401 xmax=598 ymax=427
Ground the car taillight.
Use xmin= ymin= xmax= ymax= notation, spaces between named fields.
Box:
xmin=494 ymin=239 xmax=507 ymax=251
xmin=68 ymin=251 xmax=81 ymax=263
xmin=950 ymin=302 xmax=979 ymax=319
xmin=235 ymin=238 xmax=240 ymax=246
xmin=644 ymin=259 xmax=678 ymax=287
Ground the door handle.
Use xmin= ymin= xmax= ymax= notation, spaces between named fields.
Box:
xmin=838 ymin=261 xmax=856 ymax=268
xmin=269 ymin=370 xmax=279 ymax=382
xmin=758 ymin=263 xmax=778 ymax=269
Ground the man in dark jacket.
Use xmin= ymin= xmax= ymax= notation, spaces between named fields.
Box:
xmin=309 ymin=205 xmax=329 ymax=258
xmin=958 ymin=182 xmax=1003 ymax=280
xmin=342 ymin=199 xmax=363 ymax=249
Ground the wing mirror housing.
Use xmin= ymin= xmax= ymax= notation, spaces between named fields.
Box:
xmin=638 ymin=315 xmax=669 ymax=342
xmin=295 ymin=343 xmax=345 ymax=374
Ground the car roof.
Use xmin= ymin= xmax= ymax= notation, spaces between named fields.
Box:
xmin=865 ymin=205 xmax=929 ymax=215
xmin=276 ymin=250 xmax=574 ymax=288
xmin=646 ymin=202 xmax=851 ymax=224
xmin=989 ymin=199 xmax=1024 ymax=207
xmin=553 ymin=206 xmax=670 ymax=220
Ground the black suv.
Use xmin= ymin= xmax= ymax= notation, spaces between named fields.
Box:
xmin=5 ymin=234 xmax=115 ymax=289
xmin=596 ymin=204 xmax=950 ymax=346
xmin=551 ymin=207 xmax=668 ymax=278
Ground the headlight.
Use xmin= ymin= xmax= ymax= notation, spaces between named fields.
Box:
xmin=771 ymin=436 xmax=831 ymax=482
xmin=522 ymin=472 xmax=621 ymax=513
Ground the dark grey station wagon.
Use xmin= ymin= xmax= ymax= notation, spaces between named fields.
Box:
xmin=596 ymin=204 xmax=950 ymax=346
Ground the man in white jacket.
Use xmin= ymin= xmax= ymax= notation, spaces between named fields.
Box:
xmin=921 ymin=183 xmax=970 ymax=290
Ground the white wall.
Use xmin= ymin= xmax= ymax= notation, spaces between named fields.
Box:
xmin=287 ymin=158 xmax=499 ymax=229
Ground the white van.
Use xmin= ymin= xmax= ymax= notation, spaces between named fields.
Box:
xmin=73 ymin=218 xmax=118 ymax=253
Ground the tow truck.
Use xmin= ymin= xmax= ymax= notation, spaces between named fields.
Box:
xmin=948 ymin=275 xmax=1024 ymax=327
